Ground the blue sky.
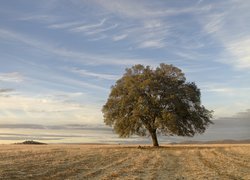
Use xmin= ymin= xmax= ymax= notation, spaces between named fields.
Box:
xmin=0 ymin=0 xmax=250 ymax=130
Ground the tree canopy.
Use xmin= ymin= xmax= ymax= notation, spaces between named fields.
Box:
xmin=102 ymin=64 xmax=213 ymax=146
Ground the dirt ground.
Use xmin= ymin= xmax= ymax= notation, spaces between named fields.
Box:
xmin=0 ymin=144 xmax=249 ymax=180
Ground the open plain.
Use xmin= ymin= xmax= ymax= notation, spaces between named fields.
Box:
xmin=0 ymin=144 xmax=249 ymax=180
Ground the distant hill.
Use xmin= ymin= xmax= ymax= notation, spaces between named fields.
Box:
xmin=15 ymin=140 xmax=47 ymax=145
xmin=179 ymin=139 xmax=250 ymax=144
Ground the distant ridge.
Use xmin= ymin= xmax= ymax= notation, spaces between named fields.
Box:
xmin=15 ymin=140 xmax=47 ymax=145
xmin=179 ymin=139 xmax=250 ymax=144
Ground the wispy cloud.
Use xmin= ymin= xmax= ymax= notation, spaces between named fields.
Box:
xmin=0 ymin=72 xmax=23 ymax=82
xmin=0 ymin=28 xmax=153 ymax=66
xmin=138 ymin=39 xmax=165 ymax=49
xmin=11 ymin=0 xmax=212 ymax=51
xmin=88 ymin=34 xmax=107 ymax=41
xmin=205 ymin=88 xmax=234 ymax=93
xmin=48 ymin=18 xmax=118 ymax=39
xmin=0 ymin=93 xmax=103 ymax=124
xmin=92 ymin=0 xmax=155 ymax=19
xmin=48 ymin=21 xmax=85 ymax=29
xmin=203 ymin=13 xmax=225 ymax=34
xmin=198 ymin=1 xmax=250 ymax=70
xmin=0 ymin=28 xmax=47 ymax=50
xmin=18 ymin=14 xmax=58 ymax=23
xmin=84 ymin=1 xmax=168 ymax=48
xmin=112 ymin=34 xmax=127 ymax=41
xmin=200 ymin=83 xmax=250 ymax=95
xmin=92 ymin=0 xmax=211 ymax=19
xmin=225 ymin=38 xmax=250 ymax=69
xmin=112 ymin=21 xmax=169 ymax=49
xmin=1 ymin=0 xmax=250 ymax=123
xmin=70 ymin=68 xmax=119 ymax=80
xmin=26 ymin=70 xmax=109 ymax=91
xmin=88 ymin=0 xmax=213 ymax=49
xmin=85 ymin=23 xmax=118 ymax=35
xmin=70 ymin=18 xmax=106 ymax=32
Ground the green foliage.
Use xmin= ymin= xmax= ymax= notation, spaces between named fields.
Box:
xmin=102 ymin=64 xmax=213 ymax=146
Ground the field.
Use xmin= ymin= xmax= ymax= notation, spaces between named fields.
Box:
xmin=0 ymin=144 xmax=249 ymax=180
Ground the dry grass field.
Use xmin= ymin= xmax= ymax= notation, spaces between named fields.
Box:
xmin=0 ymin=144 xmax=249 ymax=180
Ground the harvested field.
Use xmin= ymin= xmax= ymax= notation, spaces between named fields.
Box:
xmin=0 ymin=144 xmax=249 ymax=179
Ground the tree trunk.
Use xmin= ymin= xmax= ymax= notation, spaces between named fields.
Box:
xmin=150 ymin=130 xmax=159 ymax=147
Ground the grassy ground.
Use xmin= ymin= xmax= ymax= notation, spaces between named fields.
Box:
xmin=0 ymin=144 xmax=249 ymax=179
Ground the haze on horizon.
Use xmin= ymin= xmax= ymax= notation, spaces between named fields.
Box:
xmin=0 ymin=0 xmax=249 ymax=143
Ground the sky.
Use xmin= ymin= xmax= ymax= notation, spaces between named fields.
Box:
xmin=0 ymin=0 xmax=249 ymax=143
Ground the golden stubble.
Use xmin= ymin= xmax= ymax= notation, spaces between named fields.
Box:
xmin=0 ymin=144 xmax=249 ymax=180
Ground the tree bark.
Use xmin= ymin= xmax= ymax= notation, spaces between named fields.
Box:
xmin=150 ymin=130 xmax=159 ymax=147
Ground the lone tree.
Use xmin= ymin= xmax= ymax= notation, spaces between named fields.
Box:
xmin=102 ymin=64 xmax=213 ymax=146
